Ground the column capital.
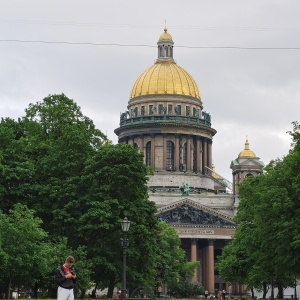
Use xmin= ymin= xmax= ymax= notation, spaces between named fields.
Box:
xmin=208 ymin=239 xmax=215 ymax=246
xmin=191 ymin=238 xmax=198 ymax=245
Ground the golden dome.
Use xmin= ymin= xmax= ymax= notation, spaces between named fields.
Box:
xmin=130 ymin=29 xmax=201 ymax=100
xmin=238 ymin=138 xmax=256 ymax=158
xmin=130 ymin=61 xmax=200 ymax=99
xmin=158 ymin=28 xmax=173 ymax=43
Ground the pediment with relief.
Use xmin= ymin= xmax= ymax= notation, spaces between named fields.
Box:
xmin=156 ymin=199 xmax=236 ymax=228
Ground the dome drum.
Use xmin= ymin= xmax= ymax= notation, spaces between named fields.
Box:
xmin=128 ymin=94 xmax=203 ymax=108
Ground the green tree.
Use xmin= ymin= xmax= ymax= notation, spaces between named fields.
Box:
xmin=0 ymin=117 xmax=33 ymax=212
xmin=22 ymin=94 xmax=106 ymax=237
xmin=155 ymin=221 xmax=199 ymax=294
xmin=217 ymin=122 xmax=300 ymax=299
xmin=44 ymin=238 xmax=92 ymax=299
xmin=0 ymin=204 xmax=48 ymax=298
xmin=76 ymin=143 xmax=158 ymax=297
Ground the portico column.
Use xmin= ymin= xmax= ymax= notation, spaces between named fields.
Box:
xmin=175 ymin=134 xmax=180 ymax=171
xmin=226 ymin=283 xmax=231 ymax=296
xmin=202 ymin=246 xmax=207 ymax=289
xmin=207 ymin=239 xmax=215 ymax=293
xmin=186 ymin=135 xmax=191 ymax=171
xmin=191 ymin=239 xmax=198 ymax=282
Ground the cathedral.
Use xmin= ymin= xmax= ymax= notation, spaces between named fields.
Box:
xmin=114 ymin=28 xmax=264 ymax=294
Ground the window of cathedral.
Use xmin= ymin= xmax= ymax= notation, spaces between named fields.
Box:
xmin=245 ymin=173 xmax=254 ymax=178
xmin=175 ymin=105 xmax=181 ymax=115
xmin=158 ymin=104 xmax=164 ymax=115
xmin=186 ymin=106 xmax=190 ymax=117
xmin=168 ymin=104 xmax=173 ymax=115
xmin=183 ymin=142 xmax=187 ymax=165
xmin=166 ymin=141 xmax=175 ymax=171
xmin=149 ymin=105 xmax=153 ymax=115
xmin=146 ymin=142 xmax=151 ymax=166
xmin=133 ymin=143 xmax=138 ymax=149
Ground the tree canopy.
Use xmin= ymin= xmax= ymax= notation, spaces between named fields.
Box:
xmin=216 ymin=121 xmax=300 ymax=299
xmin=0 ymin=93 xmax=198 ymax=298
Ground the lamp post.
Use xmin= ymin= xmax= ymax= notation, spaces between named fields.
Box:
xmin=120 ymin=217 xmax=130 ymax=300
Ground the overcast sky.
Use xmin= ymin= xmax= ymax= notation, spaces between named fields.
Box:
xmin=1 ymin=0 xmax=299 ymax=181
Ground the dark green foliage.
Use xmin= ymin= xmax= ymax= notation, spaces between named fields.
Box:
xmin=216 ymin=121 xmax=300 ymax=298
xmin=0 ymin=93 xmax=198 ymax=297
xmin=155 ymin=222 xmax=199 ymax=292
xmin=169 ymin=278 xmax=203 ymax=298
xmin=77 ymin=144 xmax=159 ymax=293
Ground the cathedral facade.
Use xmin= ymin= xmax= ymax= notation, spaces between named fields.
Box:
xmin=114 ymin=29 xmax=264 ymax=294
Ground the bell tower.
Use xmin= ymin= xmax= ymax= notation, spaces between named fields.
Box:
xmin=230 ymin=138 xmax=265 ymax=196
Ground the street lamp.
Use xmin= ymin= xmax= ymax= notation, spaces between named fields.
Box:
xmin=120 ymin=217 xmax=130 ymax=300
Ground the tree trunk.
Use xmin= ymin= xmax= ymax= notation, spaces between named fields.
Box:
xmin=80 ymin=289 xmax=86 ymax=299
xmin=277 ymin=283 xmax=283 ymax=300
xmin=107 ymin=278 xmax=116 ymax=298
xmin=270 ymin=278 xmax=274 ymax=300
xmin=262 ymin=282 xmax=268 ymax=299
xmin=33 ymin=282 xmax=38 ymax=298
xmin=6 ymin=277 xmax=11 ymax=300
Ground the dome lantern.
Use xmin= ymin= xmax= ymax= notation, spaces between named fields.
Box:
xmin=157 ymin=28 xmax=174 ymax=61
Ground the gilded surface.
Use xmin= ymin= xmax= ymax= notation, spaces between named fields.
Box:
xmin=130 ymin=61 xmax=201 ymax=99
xmin=158 ymin=31 xmax=173 ymax=42
xmin=238 ymin=138 xmax=256 ymax=157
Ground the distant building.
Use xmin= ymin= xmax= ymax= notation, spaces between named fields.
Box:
xmin=115 ymin=28 xmax=264 ymax=293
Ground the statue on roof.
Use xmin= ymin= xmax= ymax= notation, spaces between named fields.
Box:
xmin=202 ymin=111 xmax=211 ymax=123
xmin=180 ymin=183 xmax=189 ymax=196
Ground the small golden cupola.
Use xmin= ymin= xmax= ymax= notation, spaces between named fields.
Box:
xmin=211 ymin=164 xmax=220 ymax=179
xmin=238 ymin=138 xmax=256 ymax=158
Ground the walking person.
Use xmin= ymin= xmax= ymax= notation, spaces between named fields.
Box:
xmin=55 ymin=256 xmax=77 ymax=300
xmin=222 ymin=289 xmax=226 ymax=300
xmin=218 ymin=290 xmax=222 ymax=300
